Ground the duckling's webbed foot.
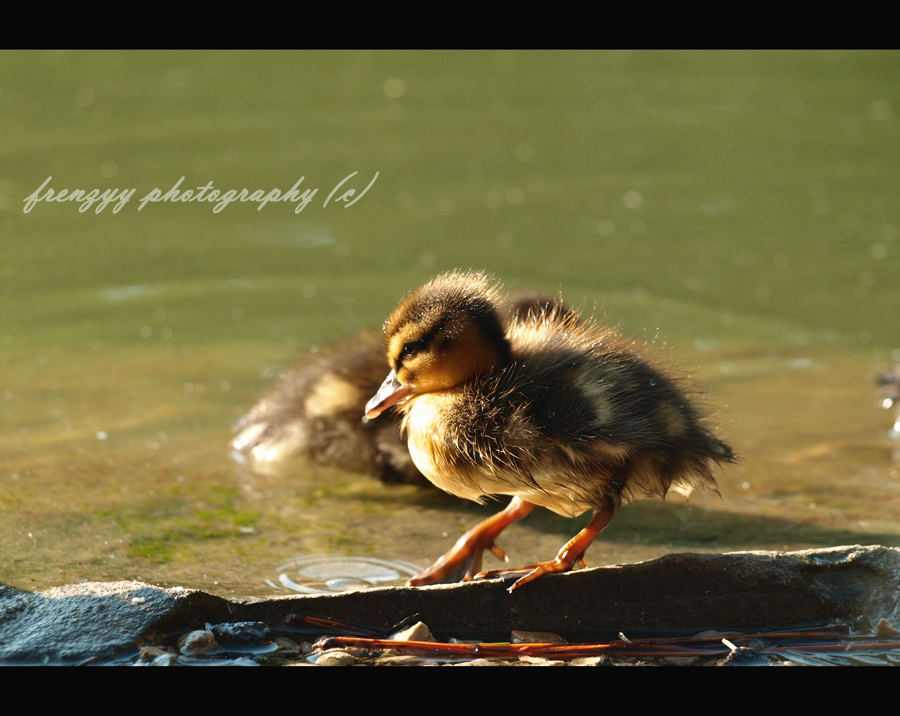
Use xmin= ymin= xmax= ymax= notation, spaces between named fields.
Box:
xmin=408 ymin=497 xmax=535 ymax=586
xmin=476 ymin=504 xmax=617 ymax=593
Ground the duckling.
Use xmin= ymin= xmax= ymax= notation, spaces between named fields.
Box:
xmin=877 ymin=364 xmax=900 ymax=439
xmin=232 ymin=289 xmax=570 ymax=484
xmin=233 ymin=331 xmax=423 ymax=482
xmin=365 ymin=271 xmax=736 ymax=592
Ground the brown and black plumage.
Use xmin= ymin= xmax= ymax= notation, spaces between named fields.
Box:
xmin=365 ymin=270 xmax=736 ymax=591
xmin=232 ymin=287 xmax=570 ymax=484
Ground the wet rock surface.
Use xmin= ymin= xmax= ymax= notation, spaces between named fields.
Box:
xmin=2 ymin=545 xmax=899 ymax=665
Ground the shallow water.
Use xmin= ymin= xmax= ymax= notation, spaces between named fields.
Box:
xmin=1 ymin=51 xmax=898 ymax=598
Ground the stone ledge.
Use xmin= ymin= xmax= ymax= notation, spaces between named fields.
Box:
xmin=2 ymin=545 xmax=898 ymax=663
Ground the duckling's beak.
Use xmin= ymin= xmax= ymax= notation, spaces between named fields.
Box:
xmin=365 ymin=370 xmax=413 ymax=419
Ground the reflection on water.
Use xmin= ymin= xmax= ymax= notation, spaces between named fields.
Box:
xmin=1 ymin=51 xmax=899 ymax=598
xmin=268 ymin=555 xmax=421 ymax=593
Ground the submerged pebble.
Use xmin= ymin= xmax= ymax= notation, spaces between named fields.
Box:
xmin=208 ymin=621 xmax=272 ymax=646
xmin=390 ymin=621 xmax=435 ymax=643
xmin=316 ymin=649 xmax=357 ymax=666
xmin=511 ymin=630 xmax=567 ymax=644
xmin=178 ymin=629 xmax=217 ymax=655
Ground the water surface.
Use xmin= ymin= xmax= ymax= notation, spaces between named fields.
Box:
xmin=2 ymin=51 xmax=898 ymax=597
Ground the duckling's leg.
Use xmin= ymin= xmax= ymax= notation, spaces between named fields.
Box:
xmin=408 ymin=497 xmax=535 ymax=586
xmin=476 ymin=504 xmax=617 ymax=593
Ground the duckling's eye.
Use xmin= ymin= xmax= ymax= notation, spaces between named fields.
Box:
xmin=400 ymin=340 xmax=424 ymax=361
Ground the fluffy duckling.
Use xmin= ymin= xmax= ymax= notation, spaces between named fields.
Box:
xmin=232 ymin=289 xmax=570 ymax=484
xmin=233 ymin=331 xmax=423 ymax=482
xmin=365 ymin=271 xmax=736 ymax=592
xmin=877 ymin=364 xmax=900 ymax=439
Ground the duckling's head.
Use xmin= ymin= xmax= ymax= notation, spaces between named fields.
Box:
xmin=365 ymin=271 xmax=512 ymax=419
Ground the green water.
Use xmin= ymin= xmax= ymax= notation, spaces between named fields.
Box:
xmin=2 ymin=50 xmax=898 ymax=598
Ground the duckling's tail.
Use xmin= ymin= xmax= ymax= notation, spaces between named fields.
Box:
xmin=711 ymin=437 xmax=738 ymax=463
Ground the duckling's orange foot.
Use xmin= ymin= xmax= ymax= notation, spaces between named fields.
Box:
xmin=408 ymin=534 xmax=508 ymax=586
xmin=477 ymin=505 xmax=617 ymax=593
xmin=407 ymin=496 xmax=536 ymax=587
xmin=476 ymin=556 xmax=588 ymax=593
